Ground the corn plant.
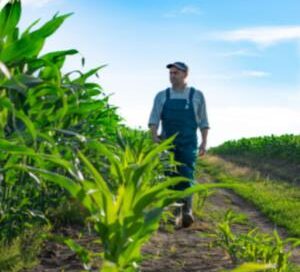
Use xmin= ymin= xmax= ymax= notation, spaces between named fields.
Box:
xmin=192 ymin=188 xmax=213 ymax=219
xmin=0 ymin=0 xmax=122 ymax=244
xmin=212 ymin=210 xmax=300 ymax=272
xmin=9 ymin=132 xmax=222 ymax=272
xmin=225 ymin=262 xmax=275 ymax=272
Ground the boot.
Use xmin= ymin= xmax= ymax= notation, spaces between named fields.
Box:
xmin=182 ymin=197 xmax=194 ymax=228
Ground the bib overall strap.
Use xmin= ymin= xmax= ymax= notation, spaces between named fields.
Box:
xmin=166 ymin=88 xmax=171 ymax=100
xmin=189 ymin=87 xmax=195 ymax=103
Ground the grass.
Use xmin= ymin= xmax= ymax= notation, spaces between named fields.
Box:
xmin=198 ymin=155 xmax=300 ymax=238
xmin=0 ymin=225 xmax=50 ymax=272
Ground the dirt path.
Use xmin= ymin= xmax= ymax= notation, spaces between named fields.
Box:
xmin=29 ymin=168 xmax=300 ymax=271
xmin=30 ymin=217 xmax=234 ymax=272
xmin=204 ymin=188 xmax=300 ymax=264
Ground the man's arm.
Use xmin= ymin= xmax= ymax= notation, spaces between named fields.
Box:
xmin=149 ymin=124 xmax=161 ymax=143
xmin=148 ymin=91 xmax=164 ymax=143
xmin=196 ymin=91 xmax=209 ymax=156
xmin=199 ymin=128 xmax=208 ymax=156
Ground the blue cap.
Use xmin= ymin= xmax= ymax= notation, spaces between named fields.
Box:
xmin=166 ymin=62 xmax=188 ymax=72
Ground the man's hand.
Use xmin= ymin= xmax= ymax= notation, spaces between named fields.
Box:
xmin=153 ymin=135 xmax=161 ymax=143
xmin=199 ymin=128 xmax=208 ymax=157
xmin=149 ymin=124 xmax=161 ymax=143
xmin=198 ymin=141 xmax=207 ymax=157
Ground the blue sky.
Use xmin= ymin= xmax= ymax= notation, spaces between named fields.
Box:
xmin=15 ymin=0 xmax=300 ymax=146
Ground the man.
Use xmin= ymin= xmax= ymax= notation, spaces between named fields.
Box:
xmin=148 ymin=61 xmax=209 ymax=228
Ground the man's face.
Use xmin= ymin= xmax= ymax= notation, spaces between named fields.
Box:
xmin=169 ymin=67 xmax=187 ymax=86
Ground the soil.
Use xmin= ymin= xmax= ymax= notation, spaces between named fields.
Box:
xmin=28 ymin=162 xmax=300 ymax=272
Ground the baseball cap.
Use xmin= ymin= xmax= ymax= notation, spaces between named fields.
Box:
xmin=166 ymin=62 xmax=188 ymax=72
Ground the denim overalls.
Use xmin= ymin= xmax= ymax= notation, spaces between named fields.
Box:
xmin=161 ymin=87 xmax=198 ymax=210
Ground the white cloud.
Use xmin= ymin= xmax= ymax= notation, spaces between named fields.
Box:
xmin=298 ymin=41 xmax=300 ymax=83
xmin=197 ymin=70 xmax=271 ymax=80
xmin=209 ymin=106 xmax=300 ymax=147
xmin=180 ymin=5 xmax=202 ymax=15
xmin=163 ymin=5 xmax=202 ymax=18
xmin=0 ymin=0 xmax=59 ymax=11
xmin=22 ymin=0 xmax=57 ymax=7
xmin=214 ymin=26 xmax=300 ymax=47
xmin=241 ymin=70 xmax=271 ymax=78
xmin=217 ymin=49 xmax=259 ymax=57
xmin=120 ymin=105 xmax=300 ymax=147
xmin=287 ymin=90 xmax=300 ymax=105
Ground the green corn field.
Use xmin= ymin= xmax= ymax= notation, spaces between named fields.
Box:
xmin=209 ymin=135 xmax=300 ymax=165
xmin=0 ymin=1 xmax=299 ymax=272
